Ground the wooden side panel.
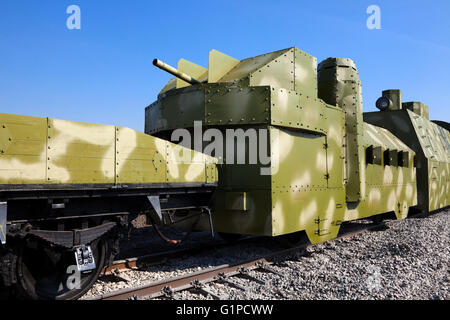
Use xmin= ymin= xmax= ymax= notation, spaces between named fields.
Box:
xmin=0 ymin=113 xmax=218 ymax=186
xmin=116 ymin=127 xmax=166 ymax=184
xmin=47 ymin=119 xmax=115 ymax=184
xmin=0 ymin=113 xmax=47 ymax=184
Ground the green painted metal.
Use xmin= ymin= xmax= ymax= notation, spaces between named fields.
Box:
xmin=318 ymin=57 xmax=364 ymax=203
xmin=148 ymin=47 xmax=425 ymax=244
xmin=1 ymin=46 xmax=446 ymax=247
xmin=382 ymin=90 xmax=403 ymax=111
xmin=0 ymin=113 xmax=217 ymax=185
xmin=364 ymin=89 xmax=450 ymax=212
xmin=403 ymin=101 xmax=429 ymax=120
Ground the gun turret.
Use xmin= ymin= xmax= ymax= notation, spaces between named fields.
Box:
xmin=153 ymin=59 xmax=201 ymax=85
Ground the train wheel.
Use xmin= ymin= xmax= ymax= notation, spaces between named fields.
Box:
xmin=14 ymin=237 xmax=107 ymax=300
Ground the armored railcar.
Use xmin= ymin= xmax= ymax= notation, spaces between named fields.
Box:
xmin=364 ymin=91 xmax=450 ymax=212
xmin=148 ymin=47 xmax=446 ymax=244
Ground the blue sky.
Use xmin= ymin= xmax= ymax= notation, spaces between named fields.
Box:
xmin=0 ymin=0 xmax=449 ymax=131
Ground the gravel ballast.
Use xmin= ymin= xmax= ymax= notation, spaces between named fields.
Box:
xmin=82 ymin=209 xmax=449 ymax=300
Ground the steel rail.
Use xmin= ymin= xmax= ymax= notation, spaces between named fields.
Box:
xmin=91 ymin=210 xmax=440 ymax=300
xmin=90 ymin=221 xmax=386 ymax=300
xmin=102 ymin=236 xmax=255 ymax=274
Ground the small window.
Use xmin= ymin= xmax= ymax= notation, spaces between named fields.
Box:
xmin=366 ymin=146 xmax=382 ymax=165
xmin=384 ymin=149 xmax=398 ymax=166
xmin=397 ymin=151 xmax=409 ymax=167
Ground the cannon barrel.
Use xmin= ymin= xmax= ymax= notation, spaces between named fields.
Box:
xmin=153 ymin=59 xmax=201 ymax=85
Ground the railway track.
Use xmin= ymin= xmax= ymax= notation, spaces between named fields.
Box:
xmin=102 ymin=236 xmax=255 ymax=275
xmin=87 ymin=209 xmax=443 ymax=301
xmin=89 ymin=218 xmax=392 ymax=300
